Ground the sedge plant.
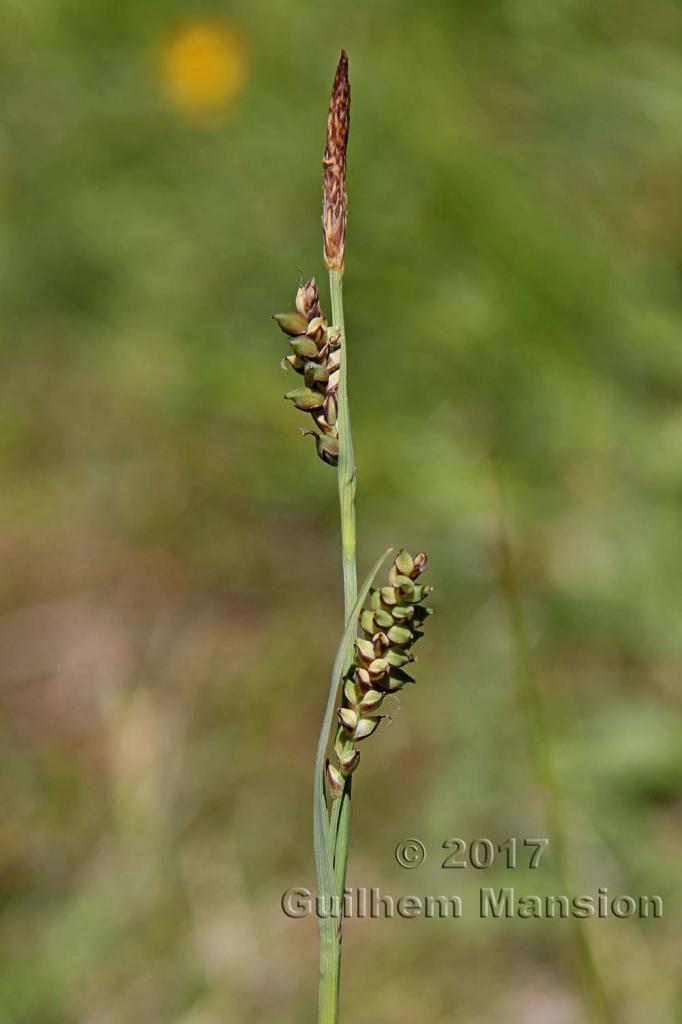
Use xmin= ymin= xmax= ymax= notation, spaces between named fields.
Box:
xmin=272 ymin=52 xmax=434 ymax=1023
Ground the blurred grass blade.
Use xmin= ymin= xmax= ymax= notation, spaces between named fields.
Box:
xmin=493 ymin=460 xmax=613 ymax=1024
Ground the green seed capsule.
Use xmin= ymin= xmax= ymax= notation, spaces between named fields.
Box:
xmin=384 ymin=649 xmax=414 ymax=668
xmin=315 ymin=435 xmax=338 ymax=466
xmin=394 ymin=550 xmax=414 ymax=576
xmin=274 ymin=311 xmax=308 ymax=336
xmin=339 ymin=748 xmax=360 ymax=775
xmin=374 ymin=608 xmax=394 ymax=629
xmin=284 ymin=387 xmax=324 ymax=411
xmin=338 ymin=707 xmax=358 ymax=732
xmin=358 ymin=689 xmax=383 ymax=712
xmin=354 ymin=666 xmax=372 ymax=692
xmin=384 ymin=668 xmax=415 ymax=691
xmin=360 ymin=610 xmax=376 ymax=635
xmin=284 ymin=353 xmax=306 ymax=373
xmin=389 ymin=570 xmax=415 ymax=595
xmin=335 ymin=727 xmax=354 ymax=760
xmin=306 ymin=316 xmax=327 ymax=339
xmin=396 ymin=581 xmax=416 ymax=603
xmin=290 ymin=335 xmax=320 ymax=358
xmin=353 ymin=717 xmax=380 ymax=742
xmin=323 ymin=391 xmax=338 ymax=427
xmin=391 ymin=605 xmax=414 ymax=622
xmin=380 ymin=586 xmax=397 ymax=606
xmin=304 ymin=362 xmax=329 ymax=387
xmin=368 ymin=658 xmax=389 ymax=681
xmin=370 ymin=590 xmax=383 ymax=611
xmin=387 ymin=624 xmax=413 ymax=646
xmin=326 ymin=761 xmax=344 ymax=799
xmin=372 ymin=631 xmax=390 ymax=652
xmin=344 ymin=680 xmax=358 ymax=707
xmin=391 ymin=573 xmax=413 ymax=588
xmin=355 ymin=639 xmax=375 ymax=665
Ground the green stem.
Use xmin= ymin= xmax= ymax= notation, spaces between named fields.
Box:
xmin=494 ymin=468 xmax=612 ymax=1024
xmin=330 ymin=267 xmax=358 ymax=616
xmin=314 ymin=553 xmax=390 ymax=1024
xmin=318 ymin=919 xmax=341 ymax=1024
xmin=317 ymin=267 xmax=357 ymax=1024
xmin=330 ymin=266 xmax=357 ymax=905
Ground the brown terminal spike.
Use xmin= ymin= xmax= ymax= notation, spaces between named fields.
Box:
xmin=322 ymin=51 xmax=350 ymax=273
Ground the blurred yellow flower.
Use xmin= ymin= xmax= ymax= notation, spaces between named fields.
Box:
xmin=161 ymin=20 xmax=248 ymax=115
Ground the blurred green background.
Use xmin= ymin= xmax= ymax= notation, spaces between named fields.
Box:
xmin=1 ymin=1 xmax=681 ymax=1021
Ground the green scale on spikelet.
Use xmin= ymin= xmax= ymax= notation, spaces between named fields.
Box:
xmin=326 ymin=550 xmax=432 ymax=798
xmin=274 ymin=278 xmax=341 ymax=466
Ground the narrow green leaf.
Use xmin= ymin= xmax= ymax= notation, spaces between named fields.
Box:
xmin=313 ymin=547 xmax=393 ymax=906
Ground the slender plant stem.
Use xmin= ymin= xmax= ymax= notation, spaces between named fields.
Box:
xmin=330 ymin=266 xmax=357 ymax=905
xmin=330 ymin=268 xmax=358 ymax=615
xmin=314 ymin=556 xmax=391 ymax=1024
xmin=317 ymin=266 xmax=357 ymax=1024
xmin=318 ymin=923 xmax=341 ymax=1024
xmin=493 ymin=466 xmax=612 ymax=1024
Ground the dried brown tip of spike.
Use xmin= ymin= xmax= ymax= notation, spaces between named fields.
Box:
xmin=323 ymin=50 xmax=350 ymax=273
